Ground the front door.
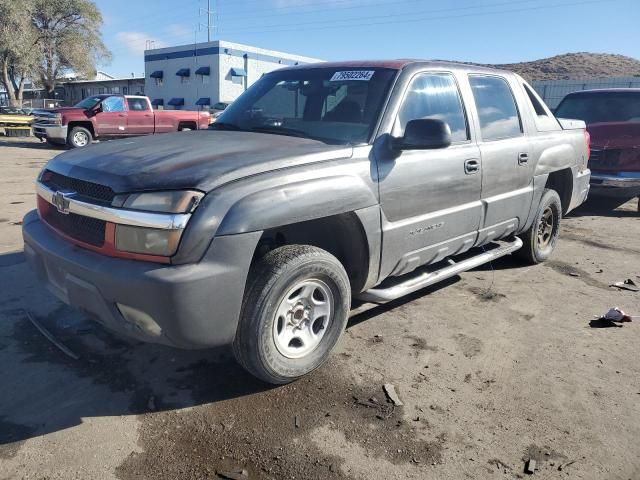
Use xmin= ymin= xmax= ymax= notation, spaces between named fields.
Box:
xmin=378 ymin=72 xmax=482 ymax=279
xmin=468 ymin=75 xmax=534 ymax=243
xmin=95 ymin=96 xmax=127 ymax=135
xmin=126 ymin=97 xmax=155 ymax=135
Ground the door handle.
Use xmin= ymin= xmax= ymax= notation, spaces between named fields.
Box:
xmin=518 ymin=152 xmax=529 ymax=165
xmin=464 ymin=159 xmax=480 ymax=174
xmin=118 ymin=114 xmax=126 ymax=117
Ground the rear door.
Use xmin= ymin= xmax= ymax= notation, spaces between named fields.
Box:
xmin=378 ymin=72 xmax=482 ymax=278
xmin=468 ymin=75 xmax=533 ymax=243
xmin=95 ymin=96 xmax=127 ymax=135
xmin=126 ymin=97 xmax=155 ymax=135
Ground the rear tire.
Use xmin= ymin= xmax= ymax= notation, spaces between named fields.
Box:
xmin=516 ymin=188 xmax=562 ymax=264
xmin=67 ymin=126 xmax=92 ymax=148
xmin=233 ymin=245 xmax=351 ymax=384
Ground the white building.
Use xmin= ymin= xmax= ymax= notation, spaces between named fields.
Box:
xmin=144 ymin=40 xmax=322 ymax=111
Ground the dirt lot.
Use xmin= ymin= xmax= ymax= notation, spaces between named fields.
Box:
xmin=0 ymin=136 xmax=639 ymax=480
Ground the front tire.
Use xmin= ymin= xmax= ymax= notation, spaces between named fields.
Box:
xmin=67 ymin=126 xmax=92 ymax=148
xmin=233 ymin=245 xmax=351 ymax=384
xmin=516 ymin=188 xmax=562 ymax=264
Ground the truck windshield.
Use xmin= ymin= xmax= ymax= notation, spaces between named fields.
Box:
xmin=555 ymin=92 xmax=640 ymax=124
xmin=213 ymin=67 xmax=397 ymax=144
xmin=74 ymin=96 xmax=103 ymax=109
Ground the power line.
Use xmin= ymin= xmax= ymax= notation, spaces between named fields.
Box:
xmin=217 ymin=0 xmax=618 ymax=35
xmin=104 ymin=0 xmax=617 ymax=64
xmin=220 ymin=0 xmax=541 ymax=30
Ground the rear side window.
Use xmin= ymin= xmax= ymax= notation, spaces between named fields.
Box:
xmin=469 ymin=75 xmax=522 ymax=141
xmin=523 ymin=84 xmax=548 ymax=117
xmin=127 ymin=97 xmax=149 ymax=111
xmin=396 ymin=73 xmax=469 ymax=142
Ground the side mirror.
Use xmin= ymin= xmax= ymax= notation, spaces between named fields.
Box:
xmin=91 ymin=104 xmax=102 ymax=114
xmin=395 ymin=118 xmax=452 ymax=150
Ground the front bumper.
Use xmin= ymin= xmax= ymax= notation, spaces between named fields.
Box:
xmin=32 ymin=124 xmax=67 ymax=142
xmin=22 ymin=210 xmax=261 ymax=349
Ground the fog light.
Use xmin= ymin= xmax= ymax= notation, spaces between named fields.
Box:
xmin=115 ymin=224 xmax=182 ymax=256
xmin=117 ymin=303 xmax=162 ymax=337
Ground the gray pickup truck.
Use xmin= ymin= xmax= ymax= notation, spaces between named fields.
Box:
xmin=23 ymin=60 xmax=590 ymax=384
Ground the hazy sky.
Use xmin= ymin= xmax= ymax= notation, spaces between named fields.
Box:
xmin=96 ymin=0 xmax=640 ymax=77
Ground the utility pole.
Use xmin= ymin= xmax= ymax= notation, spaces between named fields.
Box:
xmin=199 ymin=0 xmax=214 ymax=43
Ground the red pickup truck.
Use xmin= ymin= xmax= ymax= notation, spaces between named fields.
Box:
xmin=32 ymin=95 xmax=211 ymax=148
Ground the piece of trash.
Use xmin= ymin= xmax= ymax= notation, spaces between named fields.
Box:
xmin=25 ymin=310 xmax=79 ymax=360
xmin=599 ymin=307 xmax=638 ymax=323
xmin=557 ymin=460 xmax=575 ymax=471
xmin=569 ymin=272 xmax=581 ymax=277
xmin=294 ymin=416 xmax=300 ymax=428
xmin=354 ymin=397 xmax=378 ymax=409
xmin=524 ymin=458 xmax=536 ymax=474
xmin=383 ymin=384 xmax=404 ymax=406
xmin=217 ymin=469 xmax=248 ymax=480
xmin=610 ymin=279 xmax=639 ymax=292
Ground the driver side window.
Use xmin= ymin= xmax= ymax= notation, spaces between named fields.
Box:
xmin=101 ymin=96 xmax=125 ymax=113
xmin=394 ymin=73 xmax=469 ymax=143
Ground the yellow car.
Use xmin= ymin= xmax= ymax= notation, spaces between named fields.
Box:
xmin=0 ymin=107 xmax=34 ymax=127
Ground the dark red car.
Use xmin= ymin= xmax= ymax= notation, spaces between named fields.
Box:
xmin=555 ymin=89 xmax=640 ymax=210
xmin=32 ymin=95 xmax=211 ymax=148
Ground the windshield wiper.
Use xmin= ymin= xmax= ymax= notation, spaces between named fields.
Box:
xmin=210 ymin=122 xmax=241 ymax=131
xmin=249 ymin=126 xmax=312 ymax=139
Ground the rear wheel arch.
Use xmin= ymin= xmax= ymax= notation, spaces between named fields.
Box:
xmin=545 ymin=168 xmax=573 ymax=214
xmin=178 ymin=121 xmax=197 ymax=131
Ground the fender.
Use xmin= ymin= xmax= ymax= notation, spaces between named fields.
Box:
xmin=534 ymin=143 xmax=576 ymax=176
xmin=216 ymin=175 xmax=379 ymax=235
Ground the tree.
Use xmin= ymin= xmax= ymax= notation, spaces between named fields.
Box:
xmin=0 ymin=0 xmax=38 ymax=107
xmin=31 ymin=0 xmax=111 ymax=96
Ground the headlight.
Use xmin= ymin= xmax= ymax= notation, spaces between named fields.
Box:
xmin=51 ymin=113 xmax=62 ymax=125
xmin=111 ymin=190 xmax=204 ymax=257
xmin=115 ymin=225 xmax=182 ymax=256
xmin=113 ymin=190 xmax=203 ymax=213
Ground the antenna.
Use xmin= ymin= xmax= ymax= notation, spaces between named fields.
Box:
xmin=199 ymin=0 xmax=215 ymax=42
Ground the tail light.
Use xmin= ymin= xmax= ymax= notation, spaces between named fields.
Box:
xmin=584 ymin=129 xmax=591 ymax=161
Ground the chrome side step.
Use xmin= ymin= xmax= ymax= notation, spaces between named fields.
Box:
xmin=356 ymin=237 xmax=523 ymax=303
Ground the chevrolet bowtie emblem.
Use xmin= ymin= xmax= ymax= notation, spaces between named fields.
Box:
xmin=52 ymin=190 xmax=75 ymax=214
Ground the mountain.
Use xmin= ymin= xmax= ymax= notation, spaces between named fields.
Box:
xmin=489 ymin=52 xmax=640 ymax=81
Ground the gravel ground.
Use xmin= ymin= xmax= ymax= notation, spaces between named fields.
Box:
xmin=0 ymin=136 xmax=639 ymax=480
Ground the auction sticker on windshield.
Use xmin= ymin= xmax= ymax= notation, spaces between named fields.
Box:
xmin=330 ymin=71 xmax=375 ymax=81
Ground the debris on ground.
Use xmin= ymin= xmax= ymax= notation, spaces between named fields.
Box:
xmin=488 ymin=458 xmax=511 ymax=471
xmin=217 ymin=469 xmax=249 ymax=479
xmin=557 ymin=460 xmax=576 ymax=471
xmin=294 ymin=416 xmax=300 ymax=428
xmin=600 ymin=307 xmax=638 ymax=323
xmin=383 ymin=383 xmax=404 ymax=406
xmin=524 ymin=458 xmax=536 ymax=474
xmin=24 ymin=310 xmax=80 ymax=360
xmin=569 ymin=272 xmax=581 ymax=277
xmin=609 ymin=279 xmax=639 ymax=292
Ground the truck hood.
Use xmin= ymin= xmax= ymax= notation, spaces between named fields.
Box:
xmin=44 ymin=130 xmax=354 ymax=193
xmin=587 ymin=122 xmax=640 ymax=149
xmin=35 ymin=107 xmax=85 ymax=118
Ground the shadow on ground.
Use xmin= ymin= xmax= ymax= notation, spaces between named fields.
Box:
xmin=569 ymin=194 xmax=639 ymax=218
